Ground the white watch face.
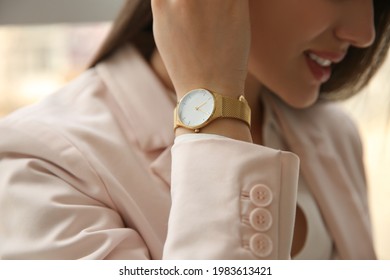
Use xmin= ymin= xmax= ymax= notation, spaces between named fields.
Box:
xmin=178 ymin=89 xmax=215 ymax=128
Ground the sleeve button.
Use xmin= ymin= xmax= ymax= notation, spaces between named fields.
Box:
xmin=249 ymin=208 xmax=272 ymax=232
xmin=250 ymin=184 xmax=273 ymax=207
xmin=249 ymin=233 xmax=273 ymax=258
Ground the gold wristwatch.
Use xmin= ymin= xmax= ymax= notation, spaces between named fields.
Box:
xmin=174 ymin=88 xmax=251 ymax=133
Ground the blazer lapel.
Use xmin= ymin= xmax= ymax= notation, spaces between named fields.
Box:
xmin=96 ymin=44 xmax=175 ymax=188
xmin=96 ymin=44 xmax=175 ymax=153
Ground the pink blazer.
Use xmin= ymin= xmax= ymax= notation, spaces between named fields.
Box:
xmin=0 ymin=45 xmax=376 ymax=259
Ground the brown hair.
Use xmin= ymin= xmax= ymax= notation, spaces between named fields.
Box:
xmin=89 ymin=0 xmax=390 ymax=100
xmin=89 ymin=1 xmax=154 ymax=66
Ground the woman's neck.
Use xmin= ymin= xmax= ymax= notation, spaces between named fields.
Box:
xmin=245 ymin=72 xmax=264 ymax=145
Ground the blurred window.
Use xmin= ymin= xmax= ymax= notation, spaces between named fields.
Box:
xmin=0 ymin=23 xmax=110 ymax=115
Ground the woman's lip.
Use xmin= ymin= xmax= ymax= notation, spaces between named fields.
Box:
xmin=305 ymin=53 xmax=331 ymax=83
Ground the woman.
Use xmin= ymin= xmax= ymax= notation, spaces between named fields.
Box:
xmin=0 ymin=0 xmax=389 ymax=259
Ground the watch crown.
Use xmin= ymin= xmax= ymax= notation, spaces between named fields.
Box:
xmin=239 ymin=95 xmax=248 ymax=103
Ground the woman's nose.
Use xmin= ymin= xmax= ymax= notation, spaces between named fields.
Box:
xmin=334 ymin=0 xmax=376 ymax=48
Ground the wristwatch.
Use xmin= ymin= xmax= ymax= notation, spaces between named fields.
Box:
xmin=174 ymin=88 xmax=251 ymax=133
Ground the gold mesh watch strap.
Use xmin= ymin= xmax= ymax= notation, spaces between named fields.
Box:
xmin=219 ymin=94 xmax=251 ymax=128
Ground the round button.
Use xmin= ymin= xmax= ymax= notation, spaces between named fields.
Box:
xmin=249 ymin=233 xmax=273 ymax=258
xmin=249 ymin=184 xmax=273 ymax=207
xmin=249 ymin=208 xmax=272 ymax=232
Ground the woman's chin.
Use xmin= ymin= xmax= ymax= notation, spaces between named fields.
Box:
xmin=278 ymin=90 xmax=319 ymax=109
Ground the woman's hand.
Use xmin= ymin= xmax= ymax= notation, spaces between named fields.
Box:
xmin=151 ymin=0 xmax=251 ymax=99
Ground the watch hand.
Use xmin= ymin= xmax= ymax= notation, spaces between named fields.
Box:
xmin=195 ymin=97 xmax=212 ymax=110
xmin=195 ymin=101 xmax=207 ymax=110
xmin=197 ymin=108 xmax=209 ymax=115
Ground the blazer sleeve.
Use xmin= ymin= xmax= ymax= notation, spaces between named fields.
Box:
xmin=0 ymin=124 xmax=150 ymax=260
xmin=164 ymin=137 xmax=300 ymax=259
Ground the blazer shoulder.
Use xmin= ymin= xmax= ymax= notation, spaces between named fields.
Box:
xmin=0 ymin=69 xmax=119 ymax=209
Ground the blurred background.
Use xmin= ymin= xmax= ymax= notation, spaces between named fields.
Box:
xmin=0 ymin=0 xmax=389 ymax=259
